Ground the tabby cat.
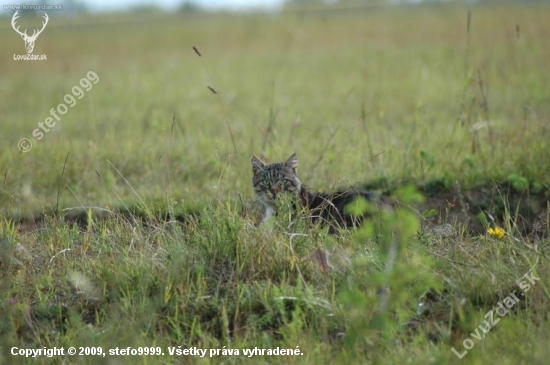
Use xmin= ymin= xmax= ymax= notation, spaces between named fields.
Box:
xmin=251 ymin=153 xmax=386 ymax=232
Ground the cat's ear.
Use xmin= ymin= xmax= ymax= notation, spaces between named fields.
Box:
xmin=251 ymin=155 xmax=266 ymax=173
xmin=285 ymin=153 xmax=298 ymax=171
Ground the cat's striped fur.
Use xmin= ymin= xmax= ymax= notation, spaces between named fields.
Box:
xmin=251 ymin=153 xmax=385 ymax=232
xmin=251 ymin=153 xmax=301 ymax=222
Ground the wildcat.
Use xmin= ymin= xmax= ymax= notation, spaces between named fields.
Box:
xmin=251 ymin=153 xmax=386 ymax=232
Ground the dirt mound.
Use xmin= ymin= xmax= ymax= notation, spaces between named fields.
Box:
xmin=9 ymin=180 xmax=549 ymax=238
xmin=364 ymin=179 xmax=548 ymax=237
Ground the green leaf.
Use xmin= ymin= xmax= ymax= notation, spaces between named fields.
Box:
xmin=394 ymin=185 xmax=425 ymax=205
xmin=345 ymin=196 xmax=374 ymax=216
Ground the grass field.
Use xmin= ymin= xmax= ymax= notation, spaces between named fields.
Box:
xmin=1 ymin=2 xmax=549 ymax=364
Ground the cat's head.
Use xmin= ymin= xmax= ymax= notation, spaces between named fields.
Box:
xmin=251 ymin=153 xmax=302 ymax=207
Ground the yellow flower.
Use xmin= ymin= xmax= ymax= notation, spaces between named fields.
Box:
xmin=487 ymin=227 xmax=505 ymax=239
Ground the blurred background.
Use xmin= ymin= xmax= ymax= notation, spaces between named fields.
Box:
xmin=0 ymin=0 xmax=549 ymax=216
xmin=0 ymin=0 xmax=513 ymax=14
xmin=1 ymin=3 xmax=549 ymax=362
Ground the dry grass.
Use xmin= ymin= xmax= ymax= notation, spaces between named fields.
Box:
xmin=0 ymin=3 xmax=549 ymax=364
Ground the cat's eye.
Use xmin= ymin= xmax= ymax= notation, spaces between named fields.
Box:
xmin=262 ymin=179 xmax=270 ymax=186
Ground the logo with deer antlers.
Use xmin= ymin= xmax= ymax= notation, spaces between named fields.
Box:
xmin=11 ymin=11 xmax=49 ymax=54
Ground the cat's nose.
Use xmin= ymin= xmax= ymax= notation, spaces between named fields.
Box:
xmin=270 ymin=187 xmax=279 ymax=197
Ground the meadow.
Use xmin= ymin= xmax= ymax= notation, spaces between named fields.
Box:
xmin=0 ymin=2 xmax=549 ymax=364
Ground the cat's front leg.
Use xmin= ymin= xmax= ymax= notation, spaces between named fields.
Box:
xmin=263 ymin=204 xmax=276 ymax=223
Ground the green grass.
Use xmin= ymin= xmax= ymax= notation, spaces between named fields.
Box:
xmin=1 ymin=3 xmax=549 ymax=364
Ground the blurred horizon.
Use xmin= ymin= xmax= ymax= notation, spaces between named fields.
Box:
xmin=0 ymin=0 xmax=497 ymax=15
xmin=79 ymin=0 xmax=283 ymax=12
